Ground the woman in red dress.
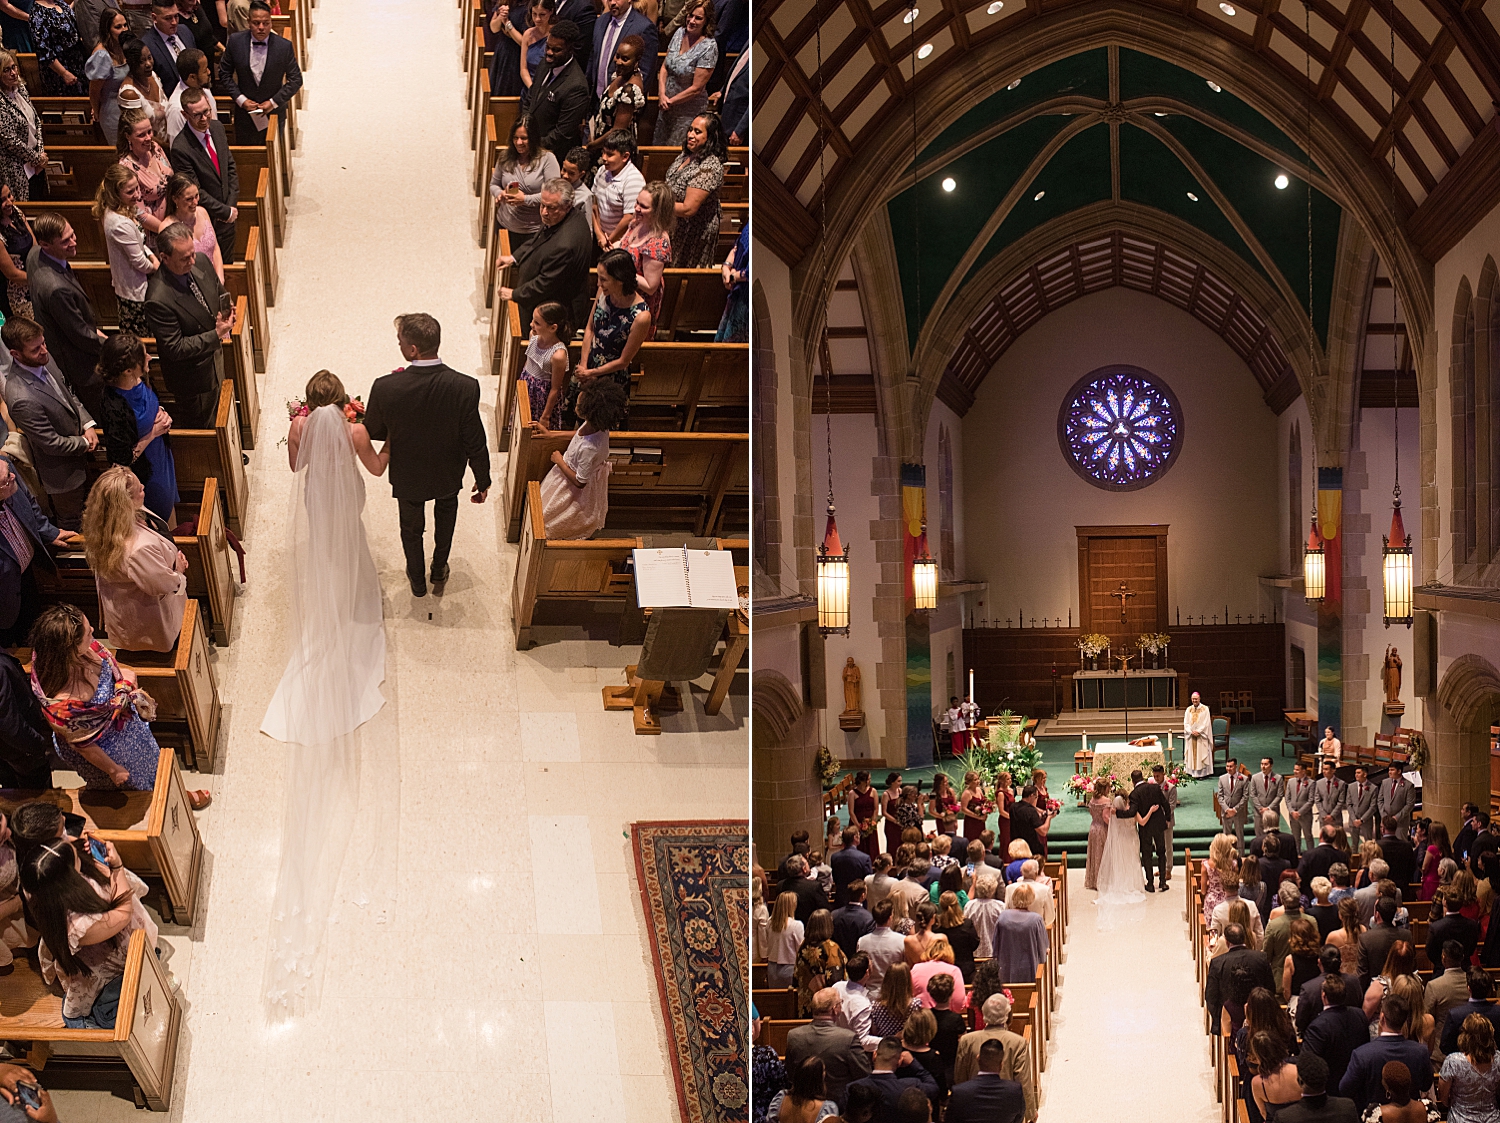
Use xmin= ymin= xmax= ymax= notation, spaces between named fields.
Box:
xmin=881 ymin=772 xmax=904 ymax=856
xmin=929 ymin=773 xmax=960 ymax=828
xmin=959 ymin=770 xmax=990 ymax=842
xmin=993 ymin=773 xmax=1015 ymax=856
xmin=846 ymin=771 xmax=880 ymax=861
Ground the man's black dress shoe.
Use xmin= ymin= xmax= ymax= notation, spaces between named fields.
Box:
xmin=409 ymin=575 xmax=427 ymax=597
xmin=431 ymin=564 xmax=450 ymax=585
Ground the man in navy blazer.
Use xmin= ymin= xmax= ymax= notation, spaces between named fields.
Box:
xmin=589 ymin=0 xmax=658 ymax=99
xmin=142 ymin=0 xmax=197 ymax=96
xmin=218 ymin=1 xmax=303 ymax=143
xmin=552 ymin=0 xmax=597 ymax=77
xmin=945 ymin=1040 xmax=1026 ymax=1123
xmin=1339 ymin=993 xmax=1432 ymax=1111
xmin=0 ymin=456 xmax=77 ymax=645
xmin=1440 ymin=969 xmax=1500 ymax=1055
xmin=845 ymin=1038 xmax=938 ymax=1122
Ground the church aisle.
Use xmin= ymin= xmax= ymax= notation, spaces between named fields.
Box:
xmin=48 ymin=1 xmax=745 ymax=1119
xmin=1041 ymin=868 xmax=1219 ymax=1122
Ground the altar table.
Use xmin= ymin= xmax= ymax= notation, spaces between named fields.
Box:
xmin=1073 ymin=668 xmax=1179 ymax=710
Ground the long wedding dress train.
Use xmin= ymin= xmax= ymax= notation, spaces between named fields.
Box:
xmin=1095 ymin=795 xmax=1147 ymax=930
xmin=259 ymin=405 xmax=390 ymax=1019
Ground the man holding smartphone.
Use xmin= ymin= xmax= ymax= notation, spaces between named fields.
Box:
xmin=145 ymin=223 xmax=235 ymax=430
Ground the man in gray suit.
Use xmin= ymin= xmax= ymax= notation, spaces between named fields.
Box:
xmin=1314 ymin=759 xmax=1348 ymax=836
xmin=785 ymin=988 xmax=872 ymax=1108
xmin=1 ymin=318 xmax=97 ymax=529
xmin=1347 ymin=766 xmax=1379 ymax=848
xmin=1286 ymin=761 xmax=1316 ymax=856
xmin=1378 ymin=765 xmax=1416 ymax=838
xmin=25 ymin=214 xmax=106 ymax=418
xmin=1218 ymin=758 xmax=1249 ymax=847
xmin=1251 ymin=758 xmax=1285 ymax=843
xmin=144 ymin=223 xmax=232 ymax=430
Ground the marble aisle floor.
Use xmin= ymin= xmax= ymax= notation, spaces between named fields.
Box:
xmin=1041 ymin=866 xmax=1220 ymax=1121
xmin=49 ymin=1 xmax=747 ymax=1119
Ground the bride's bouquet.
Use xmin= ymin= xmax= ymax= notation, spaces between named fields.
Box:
xmin=286 ymin=395 xmax=366 ymax=424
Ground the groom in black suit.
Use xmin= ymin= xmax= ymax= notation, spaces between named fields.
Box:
xmin=1129 ymin=769 xmax=1170 ymax=892
xmin=363 ymin=314 xmax=491 ymax=598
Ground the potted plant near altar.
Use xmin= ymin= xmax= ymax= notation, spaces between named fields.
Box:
xmin=1137 ymin=632 xmax=1171 ymax=669
xmin=1077 ymin=633 xmax=1109 ymax=670
xmin=815 ymin=745 xmax=840 ymax=789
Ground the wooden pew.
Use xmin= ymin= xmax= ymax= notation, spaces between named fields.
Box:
xmin=762 ymin=1018 xmax=809 ymax=1059
xmin=33 ymin=94 xmax=240 ymax=143
xmin=0 ymin=746 xmax=203 ymax=925
xmin=626 ymin=342 xmax=749 ymax=431
xmin=512 ymin=481 xmax=640 ymax=650
xmin=750 ymin=988 xmax=798 ymax=1020
xmin=0 ymin=930 xmax=180 ymax=1110
xmin=116 ymin=601 xmax=220 ymax=774
xmin=169 ymin=381 xmax=248 ymax=539
xmin=175 ymin=477 xmax=236 ymax=644
xmin=502 ymin=414 xmax=748 ymax=542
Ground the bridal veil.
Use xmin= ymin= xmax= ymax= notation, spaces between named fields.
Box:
xmin=260 ymin=404 xmax=390 ymax=1019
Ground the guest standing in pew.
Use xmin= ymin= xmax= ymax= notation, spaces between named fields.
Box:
xmin=95 ymin=163 xmax=160 ymax=336
xmin=25 ymin=214 xmax=106 ymax=416
xmin=0 ymin=184 xmax=33 ymax=324
xmin=665 ymin=112 xmax=725 ymax=267
xmin=96 ymin=333 xmax=177 ymax=521
xmin=516 ymin=0 xmax=556 ymax=103
xmin=162 ymin=47 xmax=209 ymax=145
xmin=716 ymin=224 xmax=747 ymax=342
xmin=0 ymin=50 xmax=49 ymax=203
xmin=519 ymin=300 xmax=569 ymax=427
xmin=499 ymin=175 xmax=594 ymax=333
xmin=144 ymin=220 xmax=231 ymax=430
xmin=116 ymin=39 xmax=169 ymax=144
xmin=0 ymin=3 xmax=33 ymax=66
xmin=559 ymin=145 xmax=593 ymax=226
xmin=562 ymin=248 xmax=647 ymax=426
xmin=528 ymin=376 xmax=624 ymax=540
xmin=524 ymin=19 xmax=591 ymax=157
xmin=116 ymin=108 xmax=173 ymax=234
xmin=615 ymin=182 xmax=672 ymax=338
xmin=589 ymin=129 xmax=644 ymax=251
xmin=140 ymin=0 xmax=195 ymax=98
xmin=82 ymin=465 xmax=186 ymax=652
xmin=1 ymin=318 xmax=98 ymax=530
xmin=20 ymin=834 xmax=156 ymax=1029
xmin=715 ymin=43 xmax=748 ymax=145
xmin=168 ymin=86 xmax=237 ymax=264
xmin=0 ymin=650 xmax=55 ymax=789
xmin=31 ymin=0 xmax=88 ymax=95
xmin=487 ymin=0 xmax=533 ymax=98
xmin=653 ymin=1 xmax=717 ymax=146
xmin=945 ymin=1038 xmax=1026 ymax=1123
xmin=85 ymin=10 xmax=130 ymax=146
xmin=217 ymin=1 xmax=301 ymax=143
xmin=490 ymin=115 xmax=559 ymax=255
xmin=0 ymin=456 xmax=79 ymax=645
xmin=163 ymin=172 xmax=221 ymax=280
xmin=587 ymin=33 xmax=646 ymax=149
xmin=590 ymin=0 xmax=655 ymax=110
xmin=175 ymin=0 xmax=217 ymax=59
xmin=550 ymin=0 xmax=595 ymax=81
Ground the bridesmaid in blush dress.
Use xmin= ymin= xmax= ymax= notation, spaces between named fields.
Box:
xmin=846 ymin=771 xmax=880 ymax=862
xmin=1085 ymin=779 xmax=1113 ymax=890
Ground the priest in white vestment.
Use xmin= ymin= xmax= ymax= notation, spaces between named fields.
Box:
xmin=1184 ymin=692 xmax=1214 ymax=778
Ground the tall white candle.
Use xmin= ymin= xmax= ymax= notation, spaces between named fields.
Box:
xmin=968 ymin=669 xmax=974 ymax=704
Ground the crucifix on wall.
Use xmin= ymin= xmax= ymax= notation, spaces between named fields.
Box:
xmin=1110 ymin=582 xmax=1136 ymax=621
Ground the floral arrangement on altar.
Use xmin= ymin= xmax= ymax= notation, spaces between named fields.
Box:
xmin=944 ymin=710 xmax=1041 ymax=789
xmin=815 ymin=745 xmax=840 ymax=788
xmin=1076 ymin=633 xmax=1110 ymax=658
xmin=1137 ymin=632 xmax=1171 ymax=654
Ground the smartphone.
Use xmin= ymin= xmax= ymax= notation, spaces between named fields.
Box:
xmin=88 ymin=838 xmax=108 ymax=865
xmin=218 ymin=293 xmax=233 ymax=316
xmin=13 ymin=1083 xmax=39 ymax=1110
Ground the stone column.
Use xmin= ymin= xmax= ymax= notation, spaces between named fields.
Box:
xmin=752 ymin=670 xmax=826 ymax=871
xmin=1422 ymin=698 xmax=1489 ymax=832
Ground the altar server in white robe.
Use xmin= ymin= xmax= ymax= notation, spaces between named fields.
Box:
xmin=1184 ymin=692 xmax=1214 ymax=778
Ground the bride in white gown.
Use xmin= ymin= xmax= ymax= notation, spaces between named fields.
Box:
xmin=1095 ymin=793 xmax=1152 ymax=930
xmin=260 ymin=384 xmax=391 ymax=1018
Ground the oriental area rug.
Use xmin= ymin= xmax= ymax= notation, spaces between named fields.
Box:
xmin=631 ymin=820 xmax=750 ymax=1123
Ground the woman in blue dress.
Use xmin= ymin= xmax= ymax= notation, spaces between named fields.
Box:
xmin=84 ymin=9 xmax=128 ymax=146
xmin=95 ymin=333 xmax=178 ymax=523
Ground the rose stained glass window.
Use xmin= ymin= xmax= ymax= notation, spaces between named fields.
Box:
xmin=1056 ymin=366 xmax=1182 ymax=491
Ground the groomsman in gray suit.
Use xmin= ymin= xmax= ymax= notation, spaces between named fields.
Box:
xmin=1314 ymin=760 xmax=1348 ymax=836
xmin=1378 ymin=764 xmax=1417 ymax=837
xmin=1218 ymin=758 xmax=1249 ymax=847
xmin=1347 ymin=766 xmax=1380 ymax=848
xmin=1250 ymin=758 xmax=1284 ymax=842
xmin=1285 ymin=761 xmax=1316 ymax=856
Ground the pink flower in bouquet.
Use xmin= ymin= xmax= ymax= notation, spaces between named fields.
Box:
xmin=1044 ymin=798 xmax=1061 ymax=815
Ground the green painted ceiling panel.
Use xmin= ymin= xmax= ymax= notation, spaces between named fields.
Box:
xmin=889 ymin=114 xmax=1073 ymax=342
xmin=959 ymin=123 xmax=1113 ymax=292
xmin=1154 ymin=114 xmax=1339 ymax=345
xmin=1117 ymin=48 xmax=1312 ymax=169
xmin=917 ymin=49 xmax=1110 ymax=165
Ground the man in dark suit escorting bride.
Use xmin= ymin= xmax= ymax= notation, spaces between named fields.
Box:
xmin=363 ymin=313 xmax=492 ymax=597
xmin=1130 ymin=769 xmax=1171 ymax=893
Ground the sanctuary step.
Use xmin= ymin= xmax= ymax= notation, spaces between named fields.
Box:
xmin=1036 ymin=708 xmax=1186 ymax=739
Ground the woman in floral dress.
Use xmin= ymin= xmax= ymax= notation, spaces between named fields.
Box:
xmin=652 ymin=1 xmax=717 ymax=146
xmin=1201 ymin=834 xmax=1236 ymax=931
xmin=563 ymin=249 xmax=650 ymax=428
xmin=614 ymin=180 xmax=672 ymax=338
xmin=664 ymin=112 xmax=725 ymax=267
xmin=893 ymin=784 xmax=924 ymax=848
xmin=116 ymin=109 xmax=171 ymax=232
xmin=30 ymin=0 xmax=86 ymax=95
xmin=589 ymin=34 xmax=646 ymax=147
xmin=793 ymin=909 xmax=845 ymax=1016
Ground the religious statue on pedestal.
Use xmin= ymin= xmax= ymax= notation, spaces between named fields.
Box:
xmin=1183 ymin=690 xmax=1214 ymax=779
xmin=839 ymin=658 xmax=865 ymax=731
xmin=1382 ymin=645 xmax=1404 ymax=715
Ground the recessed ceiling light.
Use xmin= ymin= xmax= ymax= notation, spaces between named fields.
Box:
xmin=1033 ymin=190 xmax=1045 ymax=201
xmin=1219 ymin=3 xmax=1236 ymax=15
xmin=1275 ymin=173 xmax=1290 ymax=189
xmin=1207 ymin=80 xmax=1222 ymax=93
xmin=942 ymin=177 xmax=956 ymax=192
xmin=903 ymin=7 xmax=919 ymax=22
xmin=917 ymin=42 xmax=933 ymax=59
xmin=1006 ymin=79 xmax=1022 ymax=90
xmin=1186 ymin=191 xmax=1199 ymax=201
xmin=987 ymin=0 xmax=1004 ymax=11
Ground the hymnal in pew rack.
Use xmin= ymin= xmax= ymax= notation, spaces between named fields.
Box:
xmin=632 ymin=548 xmax=738 ymax=609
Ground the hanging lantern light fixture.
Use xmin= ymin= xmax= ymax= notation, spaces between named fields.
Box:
xmin=817 ymin=496 xmax=850 ymax=635
xmin=912 ymin=521 xmax=938 ymax=611
xmin=1379 ymin=16 xmax=1412 ymax=630
xmin=1303 ymin=509 xmax=1325 ymax=603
